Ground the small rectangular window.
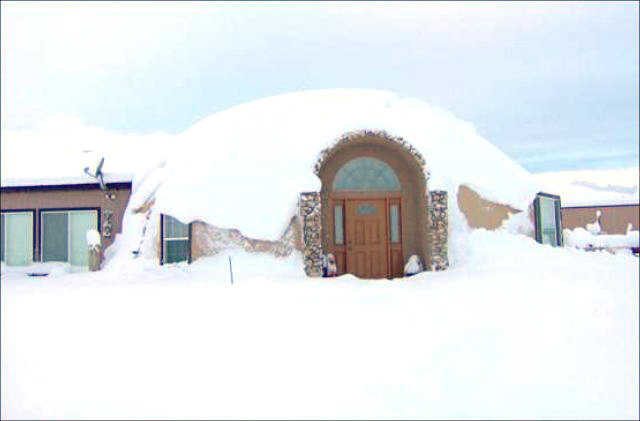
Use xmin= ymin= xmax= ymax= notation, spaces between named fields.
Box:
xmin=162 ymin=215 xmax=190 ymax=264
xmin=334 ymin=205 xmax=344 ymax=245
xmin=389 ymin=204 xmax=400 ymax=243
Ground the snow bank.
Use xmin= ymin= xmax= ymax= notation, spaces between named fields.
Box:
xmin=564 ymin=227 xmax=640 ymax=249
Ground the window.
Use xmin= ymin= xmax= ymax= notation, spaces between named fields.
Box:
xmin=1 ymin=211 xmax=34 ymax=266
xmin=333 ymin=157 xmax=401 ymax=192
xmin=334 ymin=204 xmax=344 ymax=245
xmin=161 ymin=214 xmax=191 ymax=264
xmin=41 ymin=209 xmax=99 ymax=267
xmin=389 ymin=204 xmax=400 ymax=243
xmin=534 ymin=193 xmax=563 ymax=247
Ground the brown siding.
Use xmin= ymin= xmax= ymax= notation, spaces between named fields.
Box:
xmin=1 ymin=185 xmax=131 ymax=260
xmin=317 ymin=134 xmax=429 ymax=269
xmin=561 ymin=205 xmax=639 ymax=235
xmin=457 ymin=185 xmax=522 ymax=230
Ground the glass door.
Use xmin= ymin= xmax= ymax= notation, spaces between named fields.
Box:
xmin=1 ymin=212 xmax=34 ymax=266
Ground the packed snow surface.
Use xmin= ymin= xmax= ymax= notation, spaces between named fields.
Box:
xmin=2 ymin=231 xmax=638 ymax=419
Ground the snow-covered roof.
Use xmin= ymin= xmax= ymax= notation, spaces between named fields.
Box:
xmin=1 ymin=173 xmax=133 ymax=189
xmin=143 ymin=89 xmax=540 ymax=239
xmin=531 ymin=167 xmax=639 ymax=207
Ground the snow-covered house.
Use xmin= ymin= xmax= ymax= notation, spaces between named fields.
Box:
xmin=532 ymin=168 xmax=640 ymax=255
xmin=102 ymin=90 xmax=566 ymax=278
xmin=2 ymin=90 xmax=570 ymax=277
xmin=0 ymin=174 xmax=132 ymax=269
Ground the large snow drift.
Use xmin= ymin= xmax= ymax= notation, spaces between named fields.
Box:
xmin=147 ymin=89 xmax=539 ymax=239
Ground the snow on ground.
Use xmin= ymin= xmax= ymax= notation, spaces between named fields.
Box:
xmin=531 ymin=167 xmax=640 ymax=207
xmin=2 ymin=232 xmax=638 ymax=420
xmin=564 ymin=227 xmax=639 ymax=249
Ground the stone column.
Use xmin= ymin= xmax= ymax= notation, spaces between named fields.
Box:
xmin=429 ymin=190 xmax=449 ymax=271
xmin=299 ymin=192 xmax=323 ymax=277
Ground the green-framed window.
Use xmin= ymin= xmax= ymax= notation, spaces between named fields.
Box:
xmin=161 ymin=214 xmax=191 ymax=264
xmin=534 ymin=193 xmax=563 ymax=247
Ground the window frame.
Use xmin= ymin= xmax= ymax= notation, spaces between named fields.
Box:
xmin=39 ymin=207 xmax=101 ymax=264
xmin=1 ymin=209 xmax=37 ymax=265
xmin=160 ymin=214 xmax=192 ymax=265
xmin=534 ymin=192 xmax=563 ymax=247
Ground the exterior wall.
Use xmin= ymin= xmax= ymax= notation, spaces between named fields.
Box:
xmin=317 ymin=134 xmax=430 ymax=270
xmin=1 ymin=184 xmax=131 ymax=261
xmin=457 ymin=185 xmax=521 ymax=230
xmin=561 ymin=204 xmax=639 ymax=234
xmin=428 ymin=190 xmax=449 ymax=271
xmin=188 ymin=216 xmax=303 ymax=262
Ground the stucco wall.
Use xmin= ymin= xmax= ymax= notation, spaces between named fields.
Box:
xmin=562 ymin=205 xmax=639 ymax=234
xmin=187 ymin=216 xmax=303 ymax=262
xmin=457 ymin=185 xmax=521 ymax=230
xmin=1 ymin=184 xmax=131 ymax=260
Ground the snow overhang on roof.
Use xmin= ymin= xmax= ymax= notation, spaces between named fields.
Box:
xmin=1 ymin=172 xmax=134 ymax=189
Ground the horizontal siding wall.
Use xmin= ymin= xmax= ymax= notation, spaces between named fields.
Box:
xmin=1 ymin=186 xmax=131 ymax=260
xmin=561 ymin=205 xmax=639 ymax=235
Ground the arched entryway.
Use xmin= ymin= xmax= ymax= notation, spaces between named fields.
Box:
xmin=315 ymin=131 xmax=429 ymax=279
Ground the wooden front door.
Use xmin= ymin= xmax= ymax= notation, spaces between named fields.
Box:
xmin=345 ymin=199 xmax=388 ymax=278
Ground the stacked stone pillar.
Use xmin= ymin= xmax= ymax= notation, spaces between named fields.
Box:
xmin=299 ymin=192 xmax=323 ymax=276
xmin=428 ymin=190 xmax=449 ymax=271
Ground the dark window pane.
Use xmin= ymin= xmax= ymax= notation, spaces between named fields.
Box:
xmin=164 ymin=215 xmax=188 ymax=239
xmin=164 ymin=239 xmax=188 ymax=264
xmin=43 ymin=213 xmax=69 ymax=262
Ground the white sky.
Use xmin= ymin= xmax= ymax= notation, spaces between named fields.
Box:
xmin=1 ymin=1 xmax=638 ymax=172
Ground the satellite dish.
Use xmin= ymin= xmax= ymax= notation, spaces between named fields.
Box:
xmin=84 ymin=157 xmax=106 ymax=191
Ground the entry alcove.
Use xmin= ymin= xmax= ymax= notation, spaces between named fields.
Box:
xmin=315 ymin=131 xmax=430 ymax=279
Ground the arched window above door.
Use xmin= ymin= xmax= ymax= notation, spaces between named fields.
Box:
xmin=333 ymin=157 xmax=401 ymax=192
